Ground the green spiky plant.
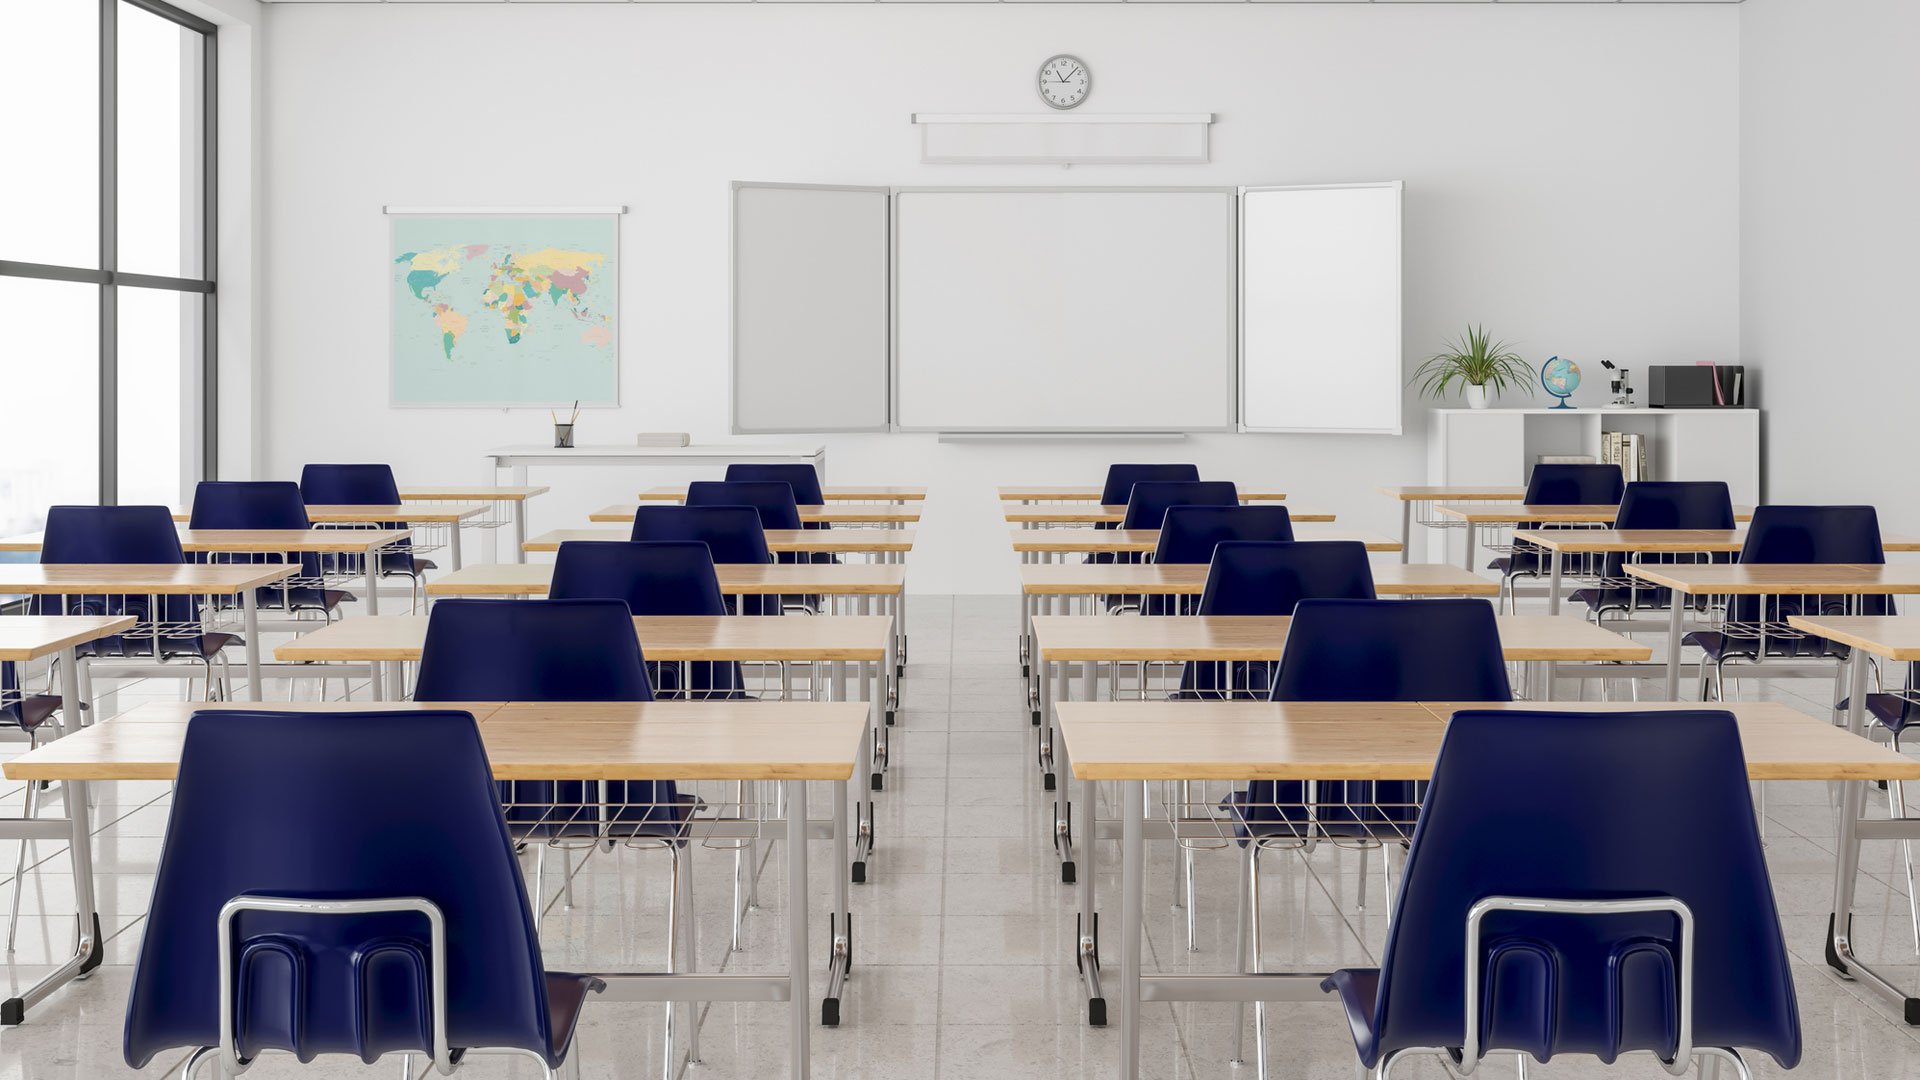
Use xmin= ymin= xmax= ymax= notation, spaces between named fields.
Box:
xmin=1410 ymin=326 xmax=1535 ymax=402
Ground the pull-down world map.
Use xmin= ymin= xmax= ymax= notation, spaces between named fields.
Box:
xmin=390 ymin=214 xmax=618 ymax=406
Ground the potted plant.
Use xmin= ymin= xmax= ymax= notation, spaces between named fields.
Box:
xmin=1411 ymin=326 xmax=1534 ymax=410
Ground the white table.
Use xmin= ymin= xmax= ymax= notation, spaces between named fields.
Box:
xmin=485 ymin=444 xmax=828 ymax=486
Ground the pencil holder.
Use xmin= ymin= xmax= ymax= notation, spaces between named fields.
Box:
xmin=553 ymin=423 xmax=575 ymax=449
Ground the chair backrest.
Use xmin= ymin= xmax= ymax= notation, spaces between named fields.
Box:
xmin=548 ymin=541 xmax=726 ymax=617
xmin=1612 ymin=481 xmax=1736 ymax=531
xmin=188 ymin=481 xmax=313 ymax=530
xmin=1099 ymin=463 xmax=1201 ymax=506
xmin=1523 ymin=463 xmax=1624 ymax=506
xmin=413 ymin=599 xmax=653 ymax=702
xmin=1153 ymin=506 xmax=1295 ymax=564
xmin=1367 ymin=708 xmax=1800 ymax=1068
xmin=1197 ymin=541 xmax=1377 ymax=616
xmin=627 ymin=506 xmax=773 ymax=565
xmin=1739 ymin=505 xmax=1884 ymax=565
xmin=685 ymin=481 xmax=803 ymax=531
xmin=1270 ymin=598 xmax=1511 ymax=701
xmin=41 ymin=505 xmax=185 ymax=564
xmin=299 ymin=463 xmax=402 ymax=505
xmin=724 ymin=464 xmax=824 ymax=506
xmin=1120 ymin=481 xmax=1240 ymax=531
xmin=124 ymin=709 xmax=561 ymax=1068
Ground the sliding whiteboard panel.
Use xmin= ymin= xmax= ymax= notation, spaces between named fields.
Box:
xmin=893 ymin=188 xmax=1237 ymax=433
xmin=732 ymin=182 xmax=890 ymax=433
xmin=1240 ymin=182 xmax=1403 ymax=434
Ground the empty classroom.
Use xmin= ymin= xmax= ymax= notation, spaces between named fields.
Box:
xmin=2 ymin=1 xmax=1916 ymax=1078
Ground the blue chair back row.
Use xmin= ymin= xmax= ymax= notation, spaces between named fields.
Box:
xmin=190 ymin=481 xmax=339 ymax=613
xmin=1176 ymin=541 xmax=1376 ymax=700
xmin=299 ymin=463 xmax=424 ymax=576
xmin=549 ymin=541 xmax=746 ymax=697
xmin=628 ymin=506 xmax=777 ymax=615
xmin=724 ymin=463 xmax=824 ymax=506
xmin=33 ymin=506 xmax=220 ymax=659
xmin=1098 ymin=463 xmax=1200 ymax=507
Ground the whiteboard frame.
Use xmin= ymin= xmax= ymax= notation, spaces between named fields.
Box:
xmin=1237 ymin=181 xmax=1404 ymax=436
xmin=731 ymin=181 xmax=894 ymax=434
xmin=889 ymin=186 xmax=1241 ymax=435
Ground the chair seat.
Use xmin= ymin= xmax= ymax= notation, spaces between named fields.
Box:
xmin=1836 ymin=693 xmax=1917 ymax=735
xmin=1683 ymin=630 xmax=1846 ymax=662
xmin=81 ymin=632 xmax=240 ymax=661
xmin=258 ymin=587 xmax=354 ymax=613
xmin=4 ymin=694 xmax=62 ymax=733
xmin=535 ymin=972 xmax=601 ymax=1068
xmin=1320 ymin=968 xmax=1385 ymax=1069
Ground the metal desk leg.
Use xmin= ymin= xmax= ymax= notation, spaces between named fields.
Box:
xmin=823 ymin=735 xmax=853 ymax=1026
xmin=448 ymin=522 xmax=464 ymax=571
xmin=364 ymin=545 xmax=381 ymax=617
xmin=1119 ymin=781 xmax=1145 ymax=1080
xmin=1826 ymin=649 xmax=1920 ymax=1024
xmin=0 ymin=648 xmax=103 ymax=1025
xmin=1399 ymin=501 xmax=1412 ymax=565
xmin=848 ymin=659 xmax=875 ymax=882
xmin=1664 ymin=601 xmax=1684 ymax=701
xmin=513 ymin=500 xmax=528 ymax=565
xmin=243 ymin=590 xmax=263 ymax=701
xmin=1547 ymin=549 xmax=1564 ymax=616
xmin=1075 ymin=755 xmax=1106 ymax=1025
xmin=785 ymin=780 xmax=812 ymax=1079
xmin=1462 ymin=523 xmax=1477 ymax=572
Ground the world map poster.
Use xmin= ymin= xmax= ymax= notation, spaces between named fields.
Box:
xmin=389 ymin=213 xmax=619 ymax=406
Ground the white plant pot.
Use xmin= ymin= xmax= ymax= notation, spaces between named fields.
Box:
xmin=1465 ymin=384 xmax=1490 ymax=410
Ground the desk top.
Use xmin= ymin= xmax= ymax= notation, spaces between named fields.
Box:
xmin=399 ymin=486 xmax=550 ymax=502
xmin=0 ymin=563 xmax=299 ymax=595
xmin=0 ymin=529 xmax=412 ymax=555
xmin=275 ymin=614 xmax=893 ymax=663
xmin=0 ymin=616 xmax=140 ymax=661
xmin=1 ymin=700 xmax=867 ymax=782
xmin=1005 ymin=506 xmax=1336 ymax=525
xmin=172 ymin=505 xmax=486 ymax=525
xmin=1784 ymin=616 xmax=1920 ymax=661
xmin=1512 ymin=529 xmax=1920 ymax=554
xmin=1018 ymin=563 xmax=1497 ymax=597
xmin=524 ymin=528 xmax=916 ymax=554
xmin=1057 ymin=700 xmax=1920 ymax=782
xmin=998 ymin=486 xmax=1287 ymax=502
xmin=1376 ymin=485 xmax=1528 ymax=502
xmin=1031 ymin=614 xmax=1648 ymax=663
xmin=428 ymin=562 xmax=907 ymax=597
xmin=639 ymin=486 xmax=927 ymax=502
xmin=590 ymin=503 xmax=920 ymax=525
xmin=1006 ymin=526 xmax=1399 ymax=554
xmin=485 ymin=444 xmax=825 ymax=460
xmin=1434 ymin=504 xmax=1757 ymax=524
xmin=1623 ymin=564 xmax=1920 ymax=595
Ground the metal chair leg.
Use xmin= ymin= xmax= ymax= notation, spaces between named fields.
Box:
xmin=680 ymin=840 xmax=700 ymax=1065
xmin=1248 ymin=843 xmax=1269 ymax=1080
xmin=532 ymin=842 xmax=547 ymax=916
xmin=1891 ymin=731 xmax=1920 ymax=954
xmin=561 ymin=844 xmax=575 ymax=910
xmin=1230 ymin=843 xmax=1252 ymax=1067
xmin=1356 ymin=842 xmax=1370 ymax=912
xmin=663 ymin=845 xmax=682 ymax=1080
xmin=8 ymin=754 xmax=40 ymax=953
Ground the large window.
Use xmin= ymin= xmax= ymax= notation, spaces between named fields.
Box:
xmin=1 ymin=0 xmax=215 ymax=534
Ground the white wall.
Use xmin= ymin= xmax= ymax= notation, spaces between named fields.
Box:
xmin=1741 ymin=0 xmax=1920 ymax=535
xmin=260 ymin=3 xmax=1740 ymax=593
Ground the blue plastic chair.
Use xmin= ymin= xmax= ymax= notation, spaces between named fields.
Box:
xmin=724 ymin=463 xmax=825 ymax=506
xmin=1175 ymin=541 xmax=1376 ymax=700
xmin=1571 ymin=481 xmax=1737 ymax=618
xmin=685 ymin=482 xmax=819 ymax=611
xmin=549 ymin=541 xmax=747 ymax=699
xmin=1119 ymin=481 xmax=1241 ymax=532
xmin=298 ymin=464 xmax=433 ymax=595
xmin=123 ymin=709 xmax=598 ymax=1076
xmin=1098 ymin=463 xmax=1201 ymax=506
xmin=628 ymin=506 xmax=778 ymax=616
xmin=1683 ymin=505 xmax=1890 ymax=699
xmin=1495 ymin=463 xmax=1628 ymax=600
xmin=1153 ymin=506 xmax=1296 ymax=564
xmin=33 ymin=506 xmax=238 ymax=693
xmin=189 ymin=480 xmax=352 ymax=618
xmin=1321 ymin=708 xmax=1800 ymax=1077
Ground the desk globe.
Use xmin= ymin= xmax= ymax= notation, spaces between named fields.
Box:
xmin=1541 ymin=356 xmax=1581 ymax=409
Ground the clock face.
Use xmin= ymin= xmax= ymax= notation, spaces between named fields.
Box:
xmin=1037 ymin=54 xmax=1090 ymax=110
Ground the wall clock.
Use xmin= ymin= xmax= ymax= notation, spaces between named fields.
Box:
xmin=1037 ymin=54 xmax=1091 ymax=111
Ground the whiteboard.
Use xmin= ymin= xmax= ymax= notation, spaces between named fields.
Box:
xmin=1240 ymin=183 xmax=1403 ymax=434
xmin=892 ymin=189 xmax=1237 ymax=433
xmin=732 ymin=183 xmax=890 ymax=433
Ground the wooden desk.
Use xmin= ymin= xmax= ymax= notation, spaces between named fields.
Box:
xmin=525 ymin=528 xmax=915 ymax=559
xmin=3 ymin=699 xmax=864 ymax=1061
xmin=429 ymin=563 xmax=906 ymax=598
xmin=172 ymin=504 xmax=485 ymax=569
xmin=999 ymin=486 xmax=1287 ymax=503
xmin=1005 ymin=505 xmax=1335 ymax=526
xmin=0 ymin=615 xmax=140 ymax=1024
xmin=1621 ymin=564 xmax=1920 ymax=700
xmin=0 ymin=565 xmax=297 ymax=701
xmin=1435 ymin=504 xmax=1756 ymax=573
xmin=1786 ymin=615 xmax=1920 ymax=661
xmin=1007 ymin=526 xmax=1398 ymax=558
xmin=0 ymin=529 xmax=413 ymax=616
xmin=590 ymin=503 xmax=920 ymax=527
xmin=1376 ymin=485 xmax=1527 ymax=562
xmin=399 ymin=485 xmax=549 ymax=564
xmin=1031 ymin=614 xmax=1648 ymax=664
xmin=1017 ymin=563 xmax=1496 ymax=599
xmin=1053 ymin=698 xmax=1920 ymax=1079
xmin=640 ymin=486 xmax=927 ymax=504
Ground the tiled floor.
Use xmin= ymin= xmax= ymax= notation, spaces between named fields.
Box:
xmin=3 ymin=594 xmax=1920 ymax=1077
